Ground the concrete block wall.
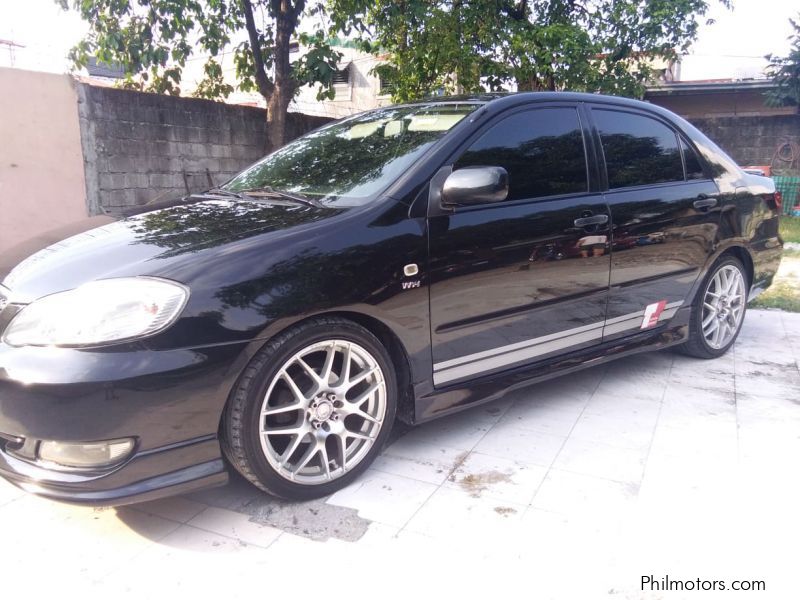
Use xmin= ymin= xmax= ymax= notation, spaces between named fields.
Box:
xmin=75 ymin=83 xmax=331 ymax=215
xmin=689 ymin=115 xmax=800 ymax=171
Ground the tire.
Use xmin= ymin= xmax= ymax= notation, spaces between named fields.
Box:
xmin=221 ymin=317 xmax=397 ymax=500
xmin=677 ymin=255 xmax=749 ymax=359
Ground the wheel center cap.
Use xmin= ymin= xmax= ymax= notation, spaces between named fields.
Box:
xmin=312 ymin=400 xmax=334 ymax=422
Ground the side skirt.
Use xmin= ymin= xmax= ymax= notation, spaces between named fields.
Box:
xmin=413 ymin=307 xmax=691 ymax=424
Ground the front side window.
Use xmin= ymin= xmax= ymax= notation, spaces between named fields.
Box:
xmin=224 ymin=103 xmax=479 ymax=206
xmin=594 ymin=109 xmax=684 ymax=189
xmin=454 ymin=107 xmax=589 ymax=202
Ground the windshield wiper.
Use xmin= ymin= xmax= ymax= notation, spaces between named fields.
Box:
xmin=203 ymin=188 xmax=247 ymax=199
xmin=199 ymin=186 xmax=321 ymax=207
xmin=237 ymin=186 xmax=322 ymax=207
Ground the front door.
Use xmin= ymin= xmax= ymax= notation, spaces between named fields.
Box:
xmin=427 ymin=105 xmax=612 ymax=387
xmin=587 ymin=106 xmax=722 ymax=342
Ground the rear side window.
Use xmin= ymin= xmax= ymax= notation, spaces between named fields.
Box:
xmin=593 ymin=109 xmax=684 ymax=189
xmin=681 ymin=138 xmax=706 ymax=180
xmin=455 ymin=107 xmax=588 ymax=201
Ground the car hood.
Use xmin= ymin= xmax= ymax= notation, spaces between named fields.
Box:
xmin=1 ymin=196 xmax=342 ymax=303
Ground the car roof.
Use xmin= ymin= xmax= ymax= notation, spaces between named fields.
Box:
xmin=403 ymin=91 xmax=673 ymax=118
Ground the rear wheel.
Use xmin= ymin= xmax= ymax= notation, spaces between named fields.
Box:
xmin=678 ymin=255 xmax=748 ymax=359
xmin=221 ymin=317 xmax=397 ymax=499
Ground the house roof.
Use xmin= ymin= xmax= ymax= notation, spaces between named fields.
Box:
xmin=646 ymin=79 xmax=777 ymax=96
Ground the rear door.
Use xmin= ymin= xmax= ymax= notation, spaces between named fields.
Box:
xmin=586 ymin=106 xmax=722 ymax=342
xmin=427 ymin=104 xmax=612 ymax=387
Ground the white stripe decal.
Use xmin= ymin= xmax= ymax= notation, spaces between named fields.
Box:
xmin=432 ymin=301 xmax=684 ymax=386
xmin=434 ymin=319 xmax=604 ymax=371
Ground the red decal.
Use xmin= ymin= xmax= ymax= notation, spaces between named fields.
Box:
xmin=641 ymin=300 xmax=667 ymax=329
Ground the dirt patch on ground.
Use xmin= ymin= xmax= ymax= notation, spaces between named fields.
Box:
xmin=455 ymin=470 xmax=513 ymax=497
xmin=493 ymin=506 xmax=518 ymax=516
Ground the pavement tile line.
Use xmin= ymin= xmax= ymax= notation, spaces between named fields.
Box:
xmin=380 ymin=365 xmax=611 ymax=535
xmin=392 ymin=397 xmax=517 ymax=537
xmin=781 ymin=311 xmax=800 ymax=375
xmin=634 ymin=352 xmax=675 ymax=501
xmin=518 ymin=363 xmax=609 ymax=521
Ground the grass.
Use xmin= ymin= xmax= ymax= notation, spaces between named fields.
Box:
xmin=749 ymin=253 xmax=800 ymax=313
xmin=780 ymin=216 xmax=800 ymax=244
xmin=749 ymin=280 xmax=800 ymax=312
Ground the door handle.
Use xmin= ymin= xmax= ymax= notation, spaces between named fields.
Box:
xmin=693 ymin=196 xmax=718 ymax=211
xmin=574 ymin=214 xmax=609 ymax=228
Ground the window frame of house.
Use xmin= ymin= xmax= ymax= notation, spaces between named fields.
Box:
xmin=377 ymin=74 xmax=393 ymax=98
xmin=332 ymin=63 xmax=352 ymax=101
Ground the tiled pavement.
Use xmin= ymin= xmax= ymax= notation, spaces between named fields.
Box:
xmin=2 ymin=310 xmax=799 ymax=599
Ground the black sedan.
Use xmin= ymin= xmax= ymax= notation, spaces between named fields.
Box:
xmin=0 ymin=92 xmax=782 ymax=503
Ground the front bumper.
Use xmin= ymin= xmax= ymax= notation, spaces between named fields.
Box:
xmin=0 ymin=437 xmax=228 ymax=506
xmin=0 ymin=340 xmax=252 ymax=505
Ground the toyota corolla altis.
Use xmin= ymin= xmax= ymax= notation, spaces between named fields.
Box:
xmin=0 ymin=92 xmax=782 ymax=503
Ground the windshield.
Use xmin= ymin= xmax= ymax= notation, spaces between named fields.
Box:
xmin=223 ymin=103 xmax=480 ymax=206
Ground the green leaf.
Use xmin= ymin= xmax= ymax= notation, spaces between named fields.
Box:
xmin=328 ymin=0 xmax=727 ymax=99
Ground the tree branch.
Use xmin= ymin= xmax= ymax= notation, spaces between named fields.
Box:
xmin=241 ymin=0 xmax=274 ymax=98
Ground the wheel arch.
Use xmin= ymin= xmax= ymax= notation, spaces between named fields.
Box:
xmin=722 ymin=245 xmax=754 ymax=287
xmin=320 ymin=310 xmax=416 ymax=425
xmin=221 ymin=309 xmax=418 ymax=430
xmin=680 ymin=242 xmax=755 ymax=317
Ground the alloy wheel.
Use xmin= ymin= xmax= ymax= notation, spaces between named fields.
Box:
xmin=258 ymin=339 xmax=387 ymax=485
xmin=701 ymin=264 xmax=746 ymax=350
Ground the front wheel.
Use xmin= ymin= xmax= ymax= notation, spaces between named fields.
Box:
xmin=678 ymin=256 xmax=748 ymax=359
xmin=221 ymin=317 xmax=397 ymax=500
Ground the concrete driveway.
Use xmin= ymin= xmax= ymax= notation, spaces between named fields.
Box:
xmin=2 ymin=309 xmax=798 ymax=599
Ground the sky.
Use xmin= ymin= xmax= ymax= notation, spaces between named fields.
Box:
xmin=680 ymin=0 xmax=798 ymax=81
xmin=0 ymin=0 xmax=797 ymax=83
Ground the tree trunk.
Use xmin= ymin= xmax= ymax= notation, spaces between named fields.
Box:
xmin=266 ymin=85 xmax=291 ymax=151
xmin=265 ymin=0 xmax=301 ymax=152
xmin=241 ymin=0 xmax=302 ymax=152
xmin=516 ymin=73 xmax=536 ymax=91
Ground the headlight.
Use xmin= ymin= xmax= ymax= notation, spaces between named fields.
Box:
xmin=2 ymin=277 xmax=188 ymax=347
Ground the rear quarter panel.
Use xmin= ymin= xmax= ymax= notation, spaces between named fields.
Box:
xmin=718 ymin=174 xmax=783 ymax=298
xmin=673 ymin=115 xmax=783 ymax=297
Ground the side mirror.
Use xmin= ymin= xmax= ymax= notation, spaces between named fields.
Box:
xmin=441 ymin=166 xmax=509 ymax=207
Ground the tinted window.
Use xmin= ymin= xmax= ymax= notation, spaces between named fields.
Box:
xmin=681 ymin=138 xmax=705 ymax=180
xmin=594 ymin=109 xmax=683 ymax=189
xmin=455 ymin=108 xmax=588 ymax=201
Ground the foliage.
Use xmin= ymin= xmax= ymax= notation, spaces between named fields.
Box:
xmin=329 ymin=0 xmax=729 ymax=101
xmin=58 ymin=0 xmax=342 ymax=147
xmin=766 ymin=15 xmax=800 ymax=107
